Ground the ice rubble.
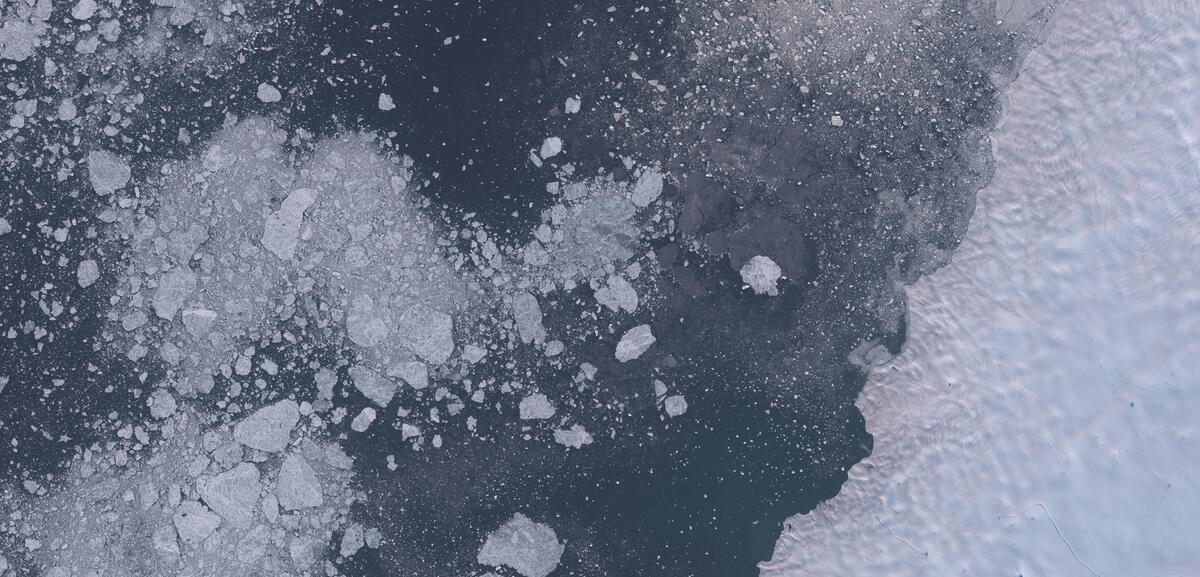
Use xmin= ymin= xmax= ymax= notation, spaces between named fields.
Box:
xmin=6 ymin=407 xmax=358 ymax=577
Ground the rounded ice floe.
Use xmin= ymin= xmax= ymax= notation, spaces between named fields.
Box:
xmin=256 ymin=82 xmax=282 ymax=103
xmin=739 ymin=255 xmax=783 ymax=296
xmin=233 ymin=400 xmax=299 ymax=453
xmin=276 ymin=453 xmax=324 ymax=510
xmin=477 ymin=513 xmax=565 ymax=577
xmin=86 ymin=149 xmax=130 ymax=196
xmin=615 ymin=324 xmax=656 ymax=362
xmin=76 ymin=259 xmax=99 ymax=288
xmin=663 ymin=395 xmax=688 ymax=418
xmin=519 ymin=393 xmax=556 ymax=420
xmin=351 ymin=407 xmax=376 ymax=432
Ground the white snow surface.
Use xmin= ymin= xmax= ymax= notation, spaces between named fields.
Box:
xmin=767 ymin=2 xmax=1200 ymax=575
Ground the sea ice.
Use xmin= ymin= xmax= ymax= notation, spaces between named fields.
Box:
xmin=511 ymin=292 xmax=546 ymax=344
xmin=276 ymin=453 xmax=323 ymax=510
xmin=152 ymin=267 xmax=197 ymax=320
xmin=540 ymin=136 xmax=563 ymax=159
xmin=87 ymin=150 xmax=130 ymax=196
xmin=76 ymin=259 xmax=99 ymax=288
xmin=663 ymin=395 xmax=688 ymax=418
xmin=197 ymin=462 xmax=261 ymax=528
xmin=615 ymin=324 xmax=655 ymax=362
xmin=477 ymin=513 xmax=565 ymax=577
xmin=630 ymin=168 xmax=663 ymax=207
xmin=260 ymin=187 xmax=317 ymax=260
xmin=350 ymin=365 xmax=396 ymax=407
xmin=739 ymin=255 xmax=782 ymax=296
xmin=233 ymin=400 xmax=299 ymax=453
xmin=519 ymin=394 xmax=556 ymax=420
xmin=553 ymin=425 xmax=593 ymax=449
xmin=256 ymin=82 xmax=282 ymax=103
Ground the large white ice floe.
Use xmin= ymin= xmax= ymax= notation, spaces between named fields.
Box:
xmin=477 ymin=513 xmax=565 ymax=577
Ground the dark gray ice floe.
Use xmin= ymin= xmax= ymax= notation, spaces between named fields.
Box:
xmin=477 ymin=513 xmax=565 ymax=577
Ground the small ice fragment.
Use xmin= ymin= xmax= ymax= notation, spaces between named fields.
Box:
xmin=630 ymin=168 xmax=663 ymax=207
xmin=664 ymin=395 xmax=688 ymax=418
xmin=462 ymin=344 xmax=487 ymax=364
xmin=261 ymin=188 xmax=317 ymax=260
xmin=351 ymin=407 xmax=376 ymax=432
xmin=539 ymin=136 xmax=563 ymax=160
xmin=181 ymin=308 xmax=217 ymax=336
xmin=256 ymin=82 xmax=282 ymax=103
xmin=173 ymin=501 xmax=221 ymax=545
xmin=510 ymin=292 xmax=546 ymax=344
xmin=350 ymin=365 xmax=396 ymax=407
xmin=341 ymin=524 xmax=365 ymax=558
xmin=148 ymin=389 xmax=177 ymax=419
xmin=71 ymin=0 xmax=97 ymax=20
xmin=564 ymin=96 xmax=581 ymax=114
xmin=76 ymin=259 xmax=99 ymax=288
xmin=153 ymin=267 xmax=197 ymax=321
xmin=197 ymin=462 xmax=261 ymax=528
xmin=615 ymin=324 xmax=655 ymax=362
xmin=519 ymin=394 xmax=556 ymax=420
xmin=553 ymin=425 xmax=593 ymax=449
xmin=831 ymin=114 xmax=844 ymax=126
xmin=595 ymin=275 xmax=638 ymax=313
xmin=378 ymin=92 xmax=395 ymax=111
xmin=57 ymin=99 xmax=77 ymax=121
xmin=477 ymin=513 xmax=565 ymax=577
xmin=0 ymin=218 xmax=9 ymax=235
xmin=389 ymin=361 xmax=429 ymax=390
xmin=233 ymin=400 xmax=299 ymax=453
xmin=739 ymin=255 xmax=783 ymax=296
xmin=87 ymin=150 xmax=131 ymax=196
xmin=396 ymin=304 xmax=455 ymax=364
xmin=276 ymin=453 xmax=323 ymax=510
xmin=401 ymin=423 xmax=421 ymax=440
